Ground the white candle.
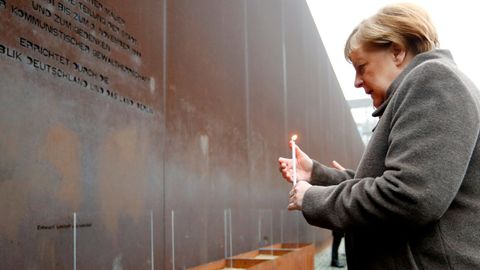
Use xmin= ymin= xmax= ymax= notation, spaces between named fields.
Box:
xmin=291 ymin=135 xmax=298 ymax=185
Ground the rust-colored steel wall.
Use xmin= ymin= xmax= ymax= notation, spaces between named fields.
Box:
xmin=0 ymin=0 xmax=364 ymax=268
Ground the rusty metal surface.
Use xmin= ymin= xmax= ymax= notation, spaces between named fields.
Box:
xmin=0 ymin=0 xmax=165 ymax=268
xmin=165 ymin=0 xmax=363 ymax=268
xmin=0 ymin=0 xmax=363 ymax=268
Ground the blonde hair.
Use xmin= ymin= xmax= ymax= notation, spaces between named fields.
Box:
xmin=344 ymin=3 xmax=439 ymax=62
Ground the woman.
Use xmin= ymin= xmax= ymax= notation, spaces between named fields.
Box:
xmin=279 ymin=3 xmax=480 ymax=269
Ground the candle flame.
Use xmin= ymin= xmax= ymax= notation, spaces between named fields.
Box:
xmin=291 ymin=134 xmax=298 ymax=141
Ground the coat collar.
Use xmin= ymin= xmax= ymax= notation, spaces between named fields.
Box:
xmin=371 ymin=49 xmax=455 ymax=118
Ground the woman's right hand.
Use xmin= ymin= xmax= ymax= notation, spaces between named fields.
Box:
xmin=278 ymin=141 xmax=313 ymax=184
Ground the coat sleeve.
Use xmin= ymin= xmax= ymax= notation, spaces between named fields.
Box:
xmin=310 ymin=160 xmax=355 ymax=186
xmin=302 ymin=62 xmax=480 ymax=231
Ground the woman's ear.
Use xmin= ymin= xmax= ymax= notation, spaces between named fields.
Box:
xmin=390 ymin=43 xmax=407 ymax=66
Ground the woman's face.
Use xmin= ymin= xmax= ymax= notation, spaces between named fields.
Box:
xmin=349 ymin=44 xmax=407 ymax=108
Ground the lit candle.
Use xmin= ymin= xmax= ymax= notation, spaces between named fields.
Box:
xmin=291 ymin=134 xmax=298 ymax=185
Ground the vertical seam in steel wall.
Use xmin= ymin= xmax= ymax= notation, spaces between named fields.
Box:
xmin=281 ymin=0 xmax=289 ymax=246
xmin=224 ymin=209 xmax=228 ymax=259
xmin=73 ymin=212 xmax=76 ymax=270
xmin=269 ymin=210 xmax=273 ymax=251
xmin=229 ymin=209 xmax=233 ymax=262
xmin=243 ymin=0 xmax=252 ymax=236
xmin=150 ymin=210 xmax=154 ymax=270
xmin=243 ymin=0 xmax=250 ymax=164
xmin=280 ymin=210 xmax=284 ymax=243
xmin=302 ymin=11 xmax=311 ymax=152
xmin=171 ymin=210 xmax=175 ymax=270
xmin=243 ymin=1 xmax=254 ymax=251
xmin=281 ymin=0 xmax=288 ymax=138
xmin=162 ymin=0 xmax=168 ymax=269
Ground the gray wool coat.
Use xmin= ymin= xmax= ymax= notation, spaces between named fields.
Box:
xmin=302 ymin=50 xmax=480 ymax=269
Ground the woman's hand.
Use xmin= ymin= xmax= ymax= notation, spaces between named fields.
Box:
xmin=278 ymin=142 xmax=313 ymax=184
xmin=288 ymin=181 xmax=312 ymax=210
xmin=332 ymin=160 xmax=345 ymax=170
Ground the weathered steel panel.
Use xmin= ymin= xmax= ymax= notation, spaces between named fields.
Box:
xmin=0 ymin=0 xmax=165 ymax=268
xmin=1 ymin=0 xmax=363 ymax=268
xmin=165 ymin=0 xmax=250 ymax=267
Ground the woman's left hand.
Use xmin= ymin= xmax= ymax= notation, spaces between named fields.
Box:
xmin=288 ymin=181 xmax=312 ymax=211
